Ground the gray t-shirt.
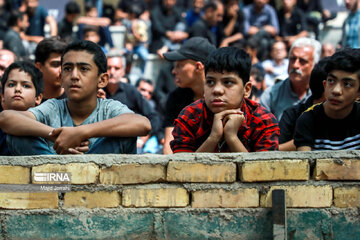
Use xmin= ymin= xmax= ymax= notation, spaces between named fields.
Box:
xmin=29 ymin=98 xmax=133 ymax=148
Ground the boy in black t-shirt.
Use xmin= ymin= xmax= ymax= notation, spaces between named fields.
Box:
xmin=295 ymin=48 xmax=360 ymax=151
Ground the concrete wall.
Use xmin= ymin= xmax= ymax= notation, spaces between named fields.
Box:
xmin=0 ymin=151 xmax=359 ymax=239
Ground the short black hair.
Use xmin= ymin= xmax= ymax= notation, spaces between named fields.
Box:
xmin=309 ymin=57 xmax=329 ymax=100
xmin=325 ymin=48 xmax=360 ymax=90
xmin=1 ymin=61 xmax=43 ymax=96
xmin=135 ymin=78 xmax=153 ymax=87
xmin=65 ymin=1 xmax=80 ymax=15
xmin=35 ymin=37 xmax=67 ymax=64
xmin=203 ymin=1 xmax=220 ymax=11
xmin=61 ymin=40 xmax=107 ymax=75
xmin=8 ymin=11 xmax=25 ymax=27
xmin=83 ymin=25 xmax=100 ymax=36
xmin=205 ymin=47 xmax=251 ymax=84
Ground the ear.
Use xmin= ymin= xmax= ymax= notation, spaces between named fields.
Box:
xmin=98 ymin=72 xmax=109 ymax=89
xmin=34 ymin=93 xmax=43 ymax=106
xmin=195 ymin=62 xmax=204 ymax=72
xmin=244 ymin=81 xmax=252 ymax=98
xmin=323 ymin=79 xmax=327 ymax=89
xmin=35 ymin=62 xmax=43 ymax=72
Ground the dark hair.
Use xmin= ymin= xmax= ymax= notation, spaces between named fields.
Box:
xmin=309 ymin=57 xmax=329 ymax=100
xmin=205 ymin=47 xmax=251 ymax=84
xmin=83 ymin=25 xmax=100 ymax=36
xmin=128 ymin=3 xmax=144 ymax=18
xmin=135 ymin=78 xmax=153 ymax=87
xmin=1 ymin=61 xmax=43 ymax=96
xmin=85 ymin=2 xmax=96 ymax=13
xmin=203 ymin=1 xmax=218 ymax=11
xmin=61 ymin=40 xmax=107 ymax=75
xmin=250 ymin=66 xmax=264 ymax=83
xmin=325 ymin=48 xmax=360 ymax=90
xmin=65 ymin=1 xmax=80 ymax=15
xmin=35 ymin=37 xmax=67 ymax=64
xmin=8 ymin=11 xmax=24 ymax=27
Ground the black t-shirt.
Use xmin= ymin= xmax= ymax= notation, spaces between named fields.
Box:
xmin=277 ymin=7 xmax=307 ymax=37
xmin=279 ymin=97 xmax=314 ymax=144
xmin=294 ymin=102 xmax=360 ymax=150
xmin=163 ymin=87 xmax=194 ymax=128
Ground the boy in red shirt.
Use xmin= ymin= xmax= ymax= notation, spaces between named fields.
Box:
xmin=171 ymin=47 xmax=279 ymax=152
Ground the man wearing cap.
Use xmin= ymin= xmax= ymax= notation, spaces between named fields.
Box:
xmin=162 ymin=37 xmax=216 ymax=154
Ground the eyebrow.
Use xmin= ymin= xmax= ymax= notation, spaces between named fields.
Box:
xmin=62 ymin=62 xmax=92 ymax=67
xmin=328 ymin=73 xmax=356 ymax=82
xmin=7 ymin=79 xmax=33 ymax=84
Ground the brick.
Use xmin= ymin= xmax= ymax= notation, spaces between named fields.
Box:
xmin=100 ymin=164 xmax=166 ymax=184
xmin=241 ymin=160 xmax=309 ymax=182
xmin=122 ymin=188 xmax=188 ymax=207
xmin=0 ymin=166 xmax=30 ymax=184
xmin=32 ymin=163 xmax=99 ymax=184
xmin=314 ymin=159 xmax=360 ymax=180
xmin=260 ymin=185 xmax=332 ymax=208
xmin=0 ymin=192 xmax=58 ymax=209
xmin=64 ymin=191 xmax=120 ymax=208
xmin=167 ymin=162 xmax=236 ymax=183
xmin=334 ymin=187 xmax=360 ymax=208
xmin=192 ymin=188 xmax=259 ymax=208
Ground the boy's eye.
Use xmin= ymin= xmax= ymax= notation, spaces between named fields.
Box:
xmin=223 ymin=80 xmax=234 ymax=86
xmin=344 ymin=81 xmax=353 ymax=88
xmin=327 ymin=78 xmax=334 ymax=84
xmin=23 ymin=84 xmax=32 ymax=89
xmin=7 ymin=83 xmax=15 ymax=87
xmin=206 ymin=79 xmax=214 ymax=85
xmin=81 ymin=67 xmax=89 ymax=71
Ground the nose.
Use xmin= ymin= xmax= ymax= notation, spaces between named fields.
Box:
xmin=212 ymin=82 xmax=224 ymax=95
xmin=14 ymin=83 xmax=21 ymax=92
xmin=331 ymin=82 xmax=342 ymax=95
xmin=71 ymin=67 xmax=79 ymax=80
xmin=292 ymin=58 xmax=300 ymax=68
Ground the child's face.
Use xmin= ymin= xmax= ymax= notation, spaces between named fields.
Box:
xmin=204 ymin=70 xmax=252 ymax=114
xmin=61 ymin=50 xmax=107 ymax=102
xmin=1 ymin=69 xmax=42 ymax=111
xmin=323 ymin=70 xmax=360 ymax=117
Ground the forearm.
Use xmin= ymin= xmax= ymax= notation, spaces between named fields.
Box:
xmin=297 ymin=146 xmax=311 ymax=151
xmin=47 ymin=16 xmax=58 ymax=36
xmin=225 ymin=135 xmax=248 ymax=152
xmin=224 ymin=18 xmax=237 ymax=37
xmin=196 ymin=135 xmax=219 ymax=152
xmin=163 ymin=127 xmax=174 ymax=154
xmin=77 ymin=16 xmax=111 ymax=26
xmin=79 ymin=113 xmax=151 ymax=139
xmin=279 ymin=140 xmax=296 ymax=151
xmin=0 ymin=110 xmax=53 ymax=139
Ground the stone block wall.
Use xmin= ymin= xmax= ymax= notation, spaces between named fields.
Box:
xmin=0 ymin=151 xmax=359 ymax=239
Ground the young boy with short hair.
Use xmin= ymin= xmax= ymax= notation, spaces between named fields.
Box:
xmin=0 ymin=40 xmax=151 ymax=155
xmin=0 ymin=61 xmax=43 ymax=155
xmin=295 ymin=48 xmax=360 ymax=151
xmin=171 ymin=47 xmax=279 ymax=153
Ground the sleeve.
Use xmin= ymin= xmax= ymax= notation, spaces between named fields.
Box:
xmin=259 ymin=86 xmax=272 ymax=112
xmin=279 ymin=108 xmax=297 ymax=144
xmin=269 ymin=6 xmax=279 ymax=34
xmin=170 ymin=109 xmax=197 ymax=153
xmin=293 ymin=111 xmax=314 ymax=149
xmin=105 ymin=99 xmax=134 ymax=119
xmin=150 ymin=8 xmax=167 ymax=37
xmin=242 ymin=7 xmax=250 ymax=35
xmin=28 ymin=99 xmax=58 ymax=124
xmin=253 ymin=111 xmax=280 ymax=151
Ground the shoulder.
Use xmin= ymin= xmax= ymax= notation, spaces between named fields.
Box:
xmin=176 ymin=99 xmax=205 ymax=124
xmin=98 ymin=98 xmax=133 ymax=114
xmin=246 ymin=99 xmax=277 ymax=123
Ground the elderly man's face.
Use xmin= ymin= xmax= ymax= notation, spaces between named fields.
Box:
xmin=107 ymin=57 xmax=125 ymax=85
xmin=288 ymin=46 xmax=314 ymax=85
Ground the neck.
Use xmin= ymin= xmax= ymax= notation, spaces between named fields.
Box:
xmin=66 ymin=96 xmax=98 ymax=125
xmin=323 ymin=101 xmax=354 ymax=120
xmin=274 ymin=58 xmax=284 ymax=65
xmin=191 ymin=75 xmax=205 ymax=101
xmin=11 ymin=26 xmax=20 ymax=32
xmin=290 ymin=79 xmax=309 ymax=99
xmin=106 ymin=82 xmax=119 ymax=96
xmin=43 ymin=85 xmax=64 ymax=99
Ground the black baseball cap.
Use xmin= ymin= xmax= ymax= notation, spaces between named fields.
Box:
xmin=163 ymin=37 xmax=216 ymax=64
